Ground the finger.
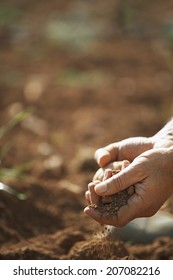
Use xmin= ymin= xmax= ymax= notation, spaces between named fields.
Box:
xmin=93 ymin=163 xmax=115 ymax=182
xmin=84 ymin=204 xmax=133 ymax=227
xmin=121 ymin=160 xmax=130 ymax=169
xmin=94 ymin=163 xmax=145 ymax=196
xmin=85 ymin=190 xmax=90 ymax=203
xmin=88 ymin=183 xmax=100 ymax=205
xmin=103 ymin=168 xmax=113 ymax=180
xmin=94 ymin=143 xmax=119 ymax=167
xmin=84 ymin=206 xmax=118 ymax=226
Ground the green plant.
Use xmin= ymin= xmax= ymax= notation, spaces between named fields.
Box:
xmin=0 ymin=108 xmax=33 ymax=200
xmin=0 ymin=108 xmax=32 ymax=139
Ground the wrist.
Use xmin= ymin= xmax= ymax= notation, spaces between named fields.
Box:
xmin=152 ymin=118 xmax=173 ymax=148
xmin=151 ymin=133 xmax=173 ymax=149
xmin=154 ymin=147 xmax=173 ymax=196
xmin=167 ymin=147 xmax=173 ymax=194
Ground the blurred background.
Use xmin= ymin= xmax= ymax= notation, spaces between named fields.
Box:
xmin=1 ymin=0 xmax=173 ymax=166
xmin=0 ymin=0 xmax=173 ymax=260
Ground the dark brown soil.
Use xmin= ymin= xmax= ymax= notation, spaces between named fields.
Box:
xmin=89 ymin=185 xmax=135 ymax=217
xmin=89 ymin=165 xmax=135 ymax=216
xmin=0 ymin=0 xmax=173 ymax=260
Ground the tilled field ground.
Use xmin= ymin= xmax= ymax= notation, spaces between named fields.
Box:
xmin=0 ymin=0 xmax=173 ymax=259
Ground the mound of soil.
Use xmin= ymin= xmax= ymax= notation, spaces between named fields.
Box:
xmin=0 ymin=179 xmax=132 ymax=260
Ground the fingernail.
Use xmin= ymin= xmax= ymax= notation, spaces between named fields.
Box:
xmin=122 ymin=160 xmax=130 ymax=169
xmin=95 ymin=182 xmax=108 ymax=194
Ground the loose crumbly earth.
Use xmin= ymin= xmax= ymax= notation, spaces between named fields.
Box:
xmin=89 ymin=167 xmax=135 ymax=216
xmin=0 ymin=0 xmax=173 ymax=260
xmin=89 ymin=185 xmax=135 ymax=216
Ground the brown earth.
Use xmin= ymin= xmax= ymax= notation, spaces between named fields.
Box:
xmin=0 ymin=0 xmax=173 ymax=260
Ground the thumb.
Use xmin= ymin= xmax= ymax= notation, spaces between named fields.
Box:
xmin=94 ymin=163 xmax=144 ymax=196
xmin=94 ymin=143 xmax=119 ymax=167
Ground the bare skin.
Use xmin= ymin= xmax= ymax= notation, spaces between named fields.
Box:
xmin=84 ymin=118 xmax=173 ymax=227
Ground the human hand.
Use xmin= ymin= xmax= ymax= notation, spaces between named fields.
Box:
xmin=95 ymin=137 xmax=153 ymax=167
xmin=95 ymin=118 xmax=173 ymax=167
xmin=84 ymin=147 xmax=173 ymax=227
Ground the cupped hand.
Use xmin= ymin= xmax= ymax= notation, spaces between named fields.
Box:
xmin=95 ymin=127 xmax=173 ymax=167
xmin=94 ymin=137 xmax=153 ymax=167
xmin=84 ymin=147 xmax=173 ymax=227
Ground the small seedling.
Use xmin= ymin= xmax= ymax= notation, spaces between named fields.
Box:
xmin=0 ymin=107 xmax=32 ymax=140
xmin=0 ymin=108 xmax=33 ymax=200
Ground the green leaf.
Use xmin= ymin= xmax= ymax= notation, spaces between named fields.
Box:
xmin=0 ymin=107 xmax=33 ymax=139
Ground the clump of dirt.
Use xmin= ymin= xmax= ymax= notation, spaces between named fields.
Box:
xmin=128 ymin=237 xmax=173 ymax=260
xmin=0 ymin=179 xmax=85 ymax=247
xmin=89 ymin=161 xmax=135 ymax=216
xmin=90 ymin=185 xmax=135 ymax=217
xmin=0 ymin=225 xmax=133 ymax=260
xmin=0 ymin=228 xmax=86 ymax=260
xmin=68 ymin=237 xmax=131 ymax=260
